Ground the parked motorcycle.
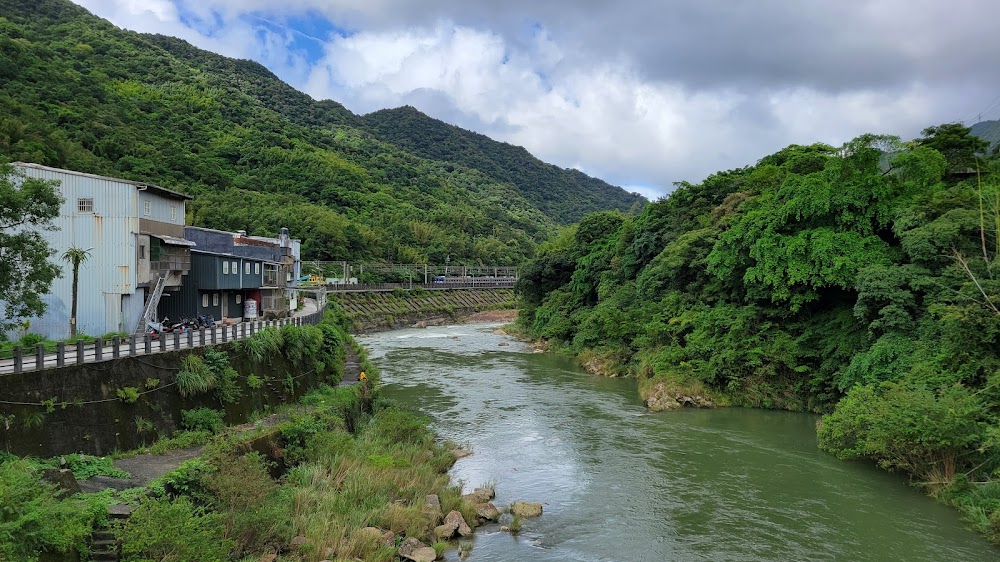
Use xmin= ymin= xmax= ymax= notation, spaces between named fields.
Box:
xmin=145 ymin=320 xmax=163 ymax=340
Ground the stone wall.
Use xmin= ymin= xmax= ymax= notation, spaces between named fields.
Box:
xmin=331 ymin=289 xmax=516 ymax=332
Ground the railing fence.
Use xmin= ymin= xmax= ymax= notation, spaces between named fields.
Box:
xmin=1 ymin=308 xmax=326 ymax=375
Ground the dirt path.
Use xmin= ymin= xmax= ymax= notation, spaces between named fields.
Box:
xmin=340 ymin=346 xmax=361 ymax=386
xmin=78 ymin=343 xmax=361 ymax=493
xmin=78 ymin=445 xmax=204 ymax=492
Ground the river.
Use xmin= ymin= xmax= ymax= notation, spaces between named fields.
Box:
xmin=363 ymin=323 xmax=999 ymax=562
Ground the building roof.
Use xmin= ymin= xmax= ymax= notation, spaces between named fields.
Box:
xmin=13 ymin=162 xmax=194 ymax=201
xmin=151 ymin=234 xmax=197 ymax=247
xmin=191 ymin=249 xmax=276 ymax=264
xmin=234 ymin=235 xmax=278 ymax=248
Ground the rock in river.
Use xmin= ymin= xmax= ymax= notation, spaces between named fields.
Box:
xmin=510 ymin=501 xmax=543 ymax=517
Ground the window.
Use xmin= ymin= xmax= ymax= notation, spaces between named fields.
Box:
xmin=212 ymin=293 xmax=219 ymax=306
xmin=202 ymin=293 xmax=209 ymax=308
xmin=139 ymin=245 xmax=146 ymax=259
xmin=244 ymin=262 xmax=251 ymax=275
xmin=232 ymin=261 xmax=238 ymax=274
xmin=170 ymin=206 xmax=177 ymax=222
xmin=254 ymin=263 xmax=260 ymax=274
xmin=236 ymin=294 xmax=242 ymax=304
xmin=143 ymin=200 xmax=151 ymax=216
xmin=223 ymin=261 xmax=229 ymax=275
xmin=77 ymin=198 xmax=94 ymax=213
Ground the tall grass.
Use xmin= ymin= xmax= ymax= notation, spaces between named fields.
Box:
xmin=237 ymin=328 xmax=284 ymax=364
xmin=96 ymin=331 xmax=469 ymax=561
xmin=176 ymin=355 xmax=217 ymax=397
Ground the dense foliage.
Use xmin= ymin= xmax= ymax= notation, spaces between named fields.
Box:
xmin=518 ymin=125 xmax=1000 ymax=539
xmin=0 ymin=0 xmax=640 ymax=265
xmin=0 ymin=163 xmax=62 ymax=333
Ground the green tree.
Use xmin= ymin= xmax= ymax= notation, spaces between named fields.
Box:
xmin=0 ymin=163 xmax=62 ymax=333
xmin=918 ymin=123 xmax=989 ymax=175
xmin=61 ymin=246 xmax=91 ymax=338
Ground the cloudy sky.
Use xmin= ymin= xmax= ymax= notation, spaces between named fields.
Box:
xmin=74 ymin=0 xmax=1000 ymax=199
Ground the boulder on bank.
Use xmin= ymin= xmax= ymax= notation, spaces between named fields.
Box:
xmin=399 ymin=537 xmax=435 ymax=562
xmin=450 ymin=448 xmax=472 ymax=459
xmin=510 ymin=501 xmax=543 ymax=517
xmin=355 ymin=527 xmax=385 ymax=544
xmin=410 ymin=547 xmax=437 ymax=562
xmin=41 ymin=468 xmax=81 ymax=496
xmin=644 ymin=381 xmax=715 ymax=412
xmin=434 ymin=520 xmax=458 ymax=540
xmin=288 ymin=535 xmax=307 ymax=550
xmin=462 ymin=487 xmax=494 ymax=504
xmin=475 ymin=502 xmax=500 ymax=521
xmin=436 ymin=510 xmax=473 ymax=539
xmin=423 ymin=494 xmax=443 ymax=524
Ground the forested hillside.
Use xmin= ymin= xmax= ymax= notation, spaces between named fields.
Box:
xmin=0 ymin=0 xmax=640 ymax=263
xmin=517 ymin=124 xmax=1000 ymax=541
xmin=972 ymin=119 xmax=1000 ymax=151
xmin=362 ymin=106 xmax=646 ymax=223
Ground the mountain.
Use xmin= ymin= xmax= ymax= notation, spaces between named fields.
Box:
xmin=362 ymin=106 xmax=646 ymax=223
xmin=0 ymin=0 xmax=643 ymax=264
xmin=971 ymin=119 xmax=1000 ymax=149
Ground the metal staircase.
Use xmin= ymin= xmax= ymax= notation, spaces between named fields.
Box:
xmin=136 ymin=275 xmax=167 ymax=332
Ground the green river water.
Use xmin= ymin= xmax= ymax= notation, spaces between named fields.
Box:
xmin=364 ymin=323 xmax=999 ymax=562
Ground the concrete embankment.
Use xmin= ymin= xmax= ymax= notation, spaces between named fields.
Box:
xmin=330 ymin=288 xmax=516 ymax=332
xmin=0 ymin=327 xmax=342 ymax=457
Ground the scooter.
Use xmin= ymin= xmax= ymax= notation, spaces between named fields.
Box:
xmin=145 ymin=320 xmax=163 ymax=340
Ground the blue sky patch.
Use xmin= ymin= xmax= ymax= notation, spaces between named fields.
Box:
xmin=245 ymin=10 xmax=352 ymax=65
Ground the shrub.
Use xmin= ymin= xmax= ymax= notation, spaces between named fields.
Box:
xmin=18 ymin=333 xmax=46 ymax=348
xmin=61 ymin=454 xmax=129 ymax=479
xmin=0 ymin=460 xmax=110 ymax=561
xmin=176 ymin=355 xmax=218 ymax=397
xmin=279 ymin=324 xmax=323 ymax=366
xmin=237 ymin=328 xmax=283 ymax=364
xmin=362 ymin=408 xmax=433 ymax=448
xmin=818 ymin=381 xmax=988 ymax=482
xmin=135 ymin=416 xmax=155 ymax=434
xmin=247 ymin=373 xmax=263 ymax=389
xmin=203 ymin=453 xmax=293 ymax=554
xmin=181 ymin=408 xmax=225 ymax=434
xmin=117 ymin=496 xmax=232 ymax=562
xmin=215 ymin=366 xmax=242 ymax=404
xmin=116 ymin=386 xmax=140 ymax=404
xmin=145 ymin=431 xmax=212 ymax=456
xmin=148 ymin=458 xmax=214 ymax=499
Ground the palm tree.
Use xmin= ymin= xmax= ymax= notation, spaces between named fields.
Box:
xmin=61 ymin=247 xmax=91 ymax=338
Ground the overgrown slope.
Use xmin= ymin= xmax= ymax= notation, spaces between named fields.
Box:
xmin=0 ymin=0 xmax=637 ymax=263
xmin=362 ymin=106 xmax=647 ymax=223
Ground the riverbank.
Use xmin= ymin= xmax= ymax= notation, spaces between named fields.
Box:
xmin=371 ymin=322 xmax=999 ymax=561
xmin=508 ymin=324 xmax=1000 ymax=547
xmin=0 ymin=313 xmax=501 ymax=562
xmin=331 ymin=288 xmax=516 ymax=333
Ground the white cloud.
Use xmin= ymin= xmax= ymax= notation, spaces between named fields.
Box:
xmin=71 ymin=0 xmax=1000 ymax=199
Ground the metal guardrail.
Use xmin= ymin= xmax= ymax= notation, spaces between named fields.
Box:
xmin=323 ymin=279 xmax=517 ymax=292
xmin=0 ymin=308 xmax=326 ymax=375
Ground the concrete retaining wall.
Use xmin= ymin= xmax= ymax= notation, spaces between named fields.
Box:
xmin=0 ymin=339 xmax=334 ymax=457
